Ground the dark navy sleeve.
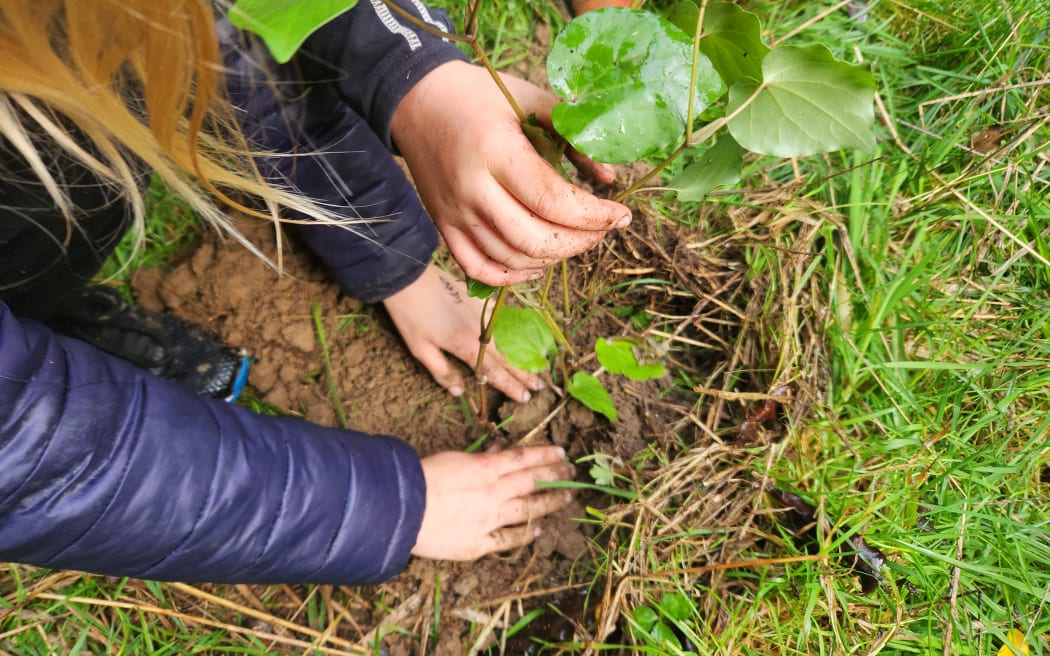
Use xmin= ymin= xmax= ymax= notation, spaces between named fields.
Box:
xmin=0 ymin=301 xmax=425 ymax=584
xmin=220 ymin=10 xmax=448 ymax=302
xmin=297 ymin=0 xmax=469 ymax=149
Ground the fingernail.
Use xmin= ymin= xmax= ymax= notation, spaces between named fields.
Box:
xmin=521 ymin=390 xmax=532 ymax=403
xmin=555 ymin=446 xmax=566 ymax=459
xmin=533 ymin=526 xmax=543 ymax=538
xmin=528 ymin=271 xmax=543 ymax=281
xmin=449 ymin=384 xmax=464 ymax=397
xmin=530 ymin=379 xmax=546 ymax=391
xmin=615 ymin=213 xmax=632 ymax=228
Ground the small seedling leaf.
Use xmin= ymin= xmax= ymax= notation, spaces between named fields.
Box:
xmin=658 ymin=592 xmax=695 ymax=622
xmin=466 ymin=278 xmax=499 ymax=299
xmin=595 ymin=337 xmax=666 ymax=380
xmin=632 ymin=605 xmax=659 ymax=631
xmin=727 ymin=44 xmax=876 ymax=156
xmin=671 ymin=1 xmax=768 ymax=85
xmin=492 ymin=307 xmax=556 ymax=373
xmin=588 ymin=462 xmax=615 ymax=487
xmin=548 ymin=8 xmax=724 ymax=163
xmin=567 ymin=372 xmax=618 ymax=422
xmin=229 ymin=0 xmax=358 ymax=63
xmin=668 ymin=134 xmax=743 ymax=201
xmin=650 ymin=621 xmax=682 ymax=650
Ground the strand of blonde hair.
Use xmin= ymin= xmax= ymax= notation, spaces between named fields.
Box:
xmin=0 ymin=0 xmax=360 ymax=270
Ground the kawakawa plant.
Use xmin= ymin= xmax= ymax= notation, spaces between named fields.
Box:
xmin=229 ymin=0 xmax=876 ymax=422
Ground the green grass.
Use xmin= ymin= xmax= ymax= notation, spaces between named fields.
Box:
xmin=3 ymin=0 xmax=1049 ymax=654
xmin=596 ymin=1 xmax=1050 ymax=654
xmin=96 ymin=175 xmax=201 ymax=290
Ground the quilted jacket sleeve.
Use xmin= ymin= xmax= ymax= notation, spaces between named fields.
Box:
xmin=296 ymin=0 xmax=468 ymax=149
xmin=220 ymin=3 xmax=463 ymax=302
xmin=0 ymin=301 xmax=425 ymax=584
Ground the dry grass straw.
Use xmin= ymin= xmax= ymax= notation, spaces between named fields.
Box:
xmin=557 ymin=183 xmax=843 ymax=651
xmin=0 ymin=567 xmax=392 ymax=654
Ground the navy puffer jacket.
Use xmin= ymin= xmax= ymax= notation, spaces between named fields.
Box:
xmin=0 ymin=0 xmax=465 ymax=584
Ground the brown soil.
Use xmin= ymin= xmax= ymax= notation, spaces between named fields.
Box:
xmin=128 ymin=181 xmax=752 ymax=653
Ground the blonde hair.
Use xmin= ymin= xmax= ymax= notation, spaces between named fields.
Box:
xmin=0 ymin=0 xmax=342 ymax=263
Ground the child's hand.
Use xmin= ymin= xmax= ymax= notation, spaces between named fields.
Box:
xmin=383 ymin=263 xmax=542 ymax=402
xmin=391 ymin=61 xmax=632 ymax=286
xmin=412 ymin=446 xmax=574 ymax=560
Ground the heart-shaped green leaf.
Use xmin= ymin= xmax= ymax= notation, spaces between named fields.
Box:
xmin=697 ymin=2 xmax=769 ymax=85
xmin=492 ymin=307 xmax=556 ymax=373
xmin=667 ymin=0 xmax=702 ymax=36
xmin=595 ymin=337 xmax=666 ymax=380
xmin=727 ymin=44 xmax=876 ymax=156
xmin=229 ymin=0 xmax=358 ymax=63
xmin=632 ymin=605 xmax=659 ymax=631
xmin=667 ymin=134 xmax=743 ymax=201
xmin=658 ymin=592 xmax=696 ymax=622
xmin=548 ymin=8 xmax=725 ymax=163
xmin=567 ymin=372 xmax=618 ymax=422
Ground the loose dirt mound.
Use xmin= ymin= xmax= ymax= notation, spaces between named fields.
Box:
xmin=131 ymin=211 xmax=716 ymax=653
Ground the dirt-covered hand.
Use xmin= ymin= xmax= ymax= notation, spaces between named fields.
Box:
xmin=383 ymin=263 xmax=541 ymax=402
xmin=390 ymin=60 xmax=632 ymax=286
xmin=411 ymin=446 xmax=574 ymax=560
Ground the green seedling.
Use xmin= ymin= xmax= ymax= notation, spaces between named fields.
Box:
xmin=595 ymin=336 xmax=666 ymax=381
xmin=567 ymin=372 xmax=617 ymax=422
xmin=630 ymin=592 xmax=699 ymax=653
xmin=484 ymin=2 xmax=874 ymax=421
xmin=490 ymin=306 xmax=557 ymax=373
xmin=230 ymin=0 xmax=875 ymax=427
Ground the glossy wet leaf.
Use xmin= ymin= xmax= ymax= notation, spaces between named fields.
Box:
xmin=466 ymin=278 xmax=498 ymax=299
xmin=595 ymin=337 xmax=666 ymax=380
xmin=548 ymin=8 xmax=725 ymax=163
xmin=491 ymin=307 xmax=555 ymax=373
xmin=229 ymin=0 xmax=358 ymax=63
xmin=567 ymin=372 xmax=617 ymax=422
xmin=727 ymin=45 xmax=876 ymax=156
xmin=667 ymin=134 xmax=743 ymax=201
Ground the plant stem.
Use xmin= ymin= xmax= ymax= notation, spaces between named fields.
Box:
xmin=561 ymin=260 xmax=570 ymax=318
xmin=310 ymin=301 xmax=349 ymax=429
xmin=685 ymin=0 xmax=709 ymax=147
xmin=613 ymin=141 xmax=689 ymax=203
xmin=541 ymin=264 xmax=555 ymax=306
xmin=377 ymin=0 xmax=473 ymax=44
xmin=471 ymin=43 xmax=527 ymax=122
xmin=614 ymin=81 xmax=766 ymax=203
xmin=474 ymin=285 xmax=509 ymax=421
xmin=465 ymin=0 xmax=483 ymax=39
